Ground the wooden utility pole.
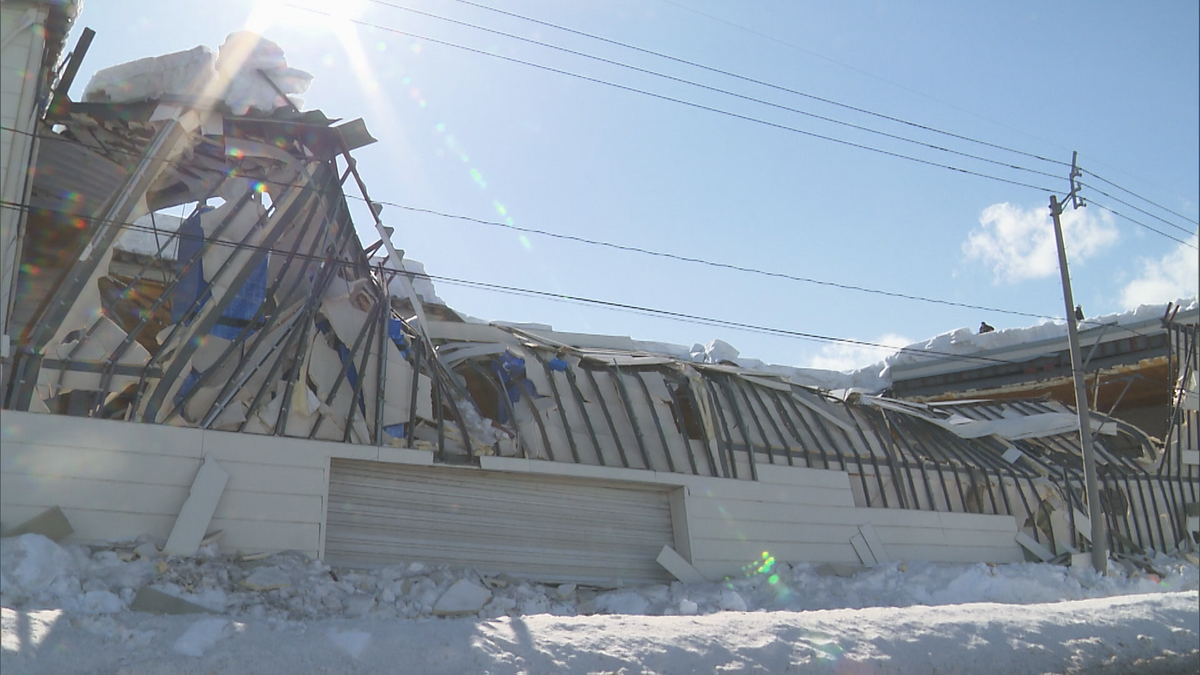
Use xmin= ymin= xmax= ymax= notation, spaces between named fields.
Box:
xmin=1049 ymin=152 xmax=1107 ymax=573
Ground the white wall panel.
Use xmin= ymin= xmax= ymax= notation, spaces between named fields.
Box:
xmin=2 ymin=411 xmax=1025 ymax=580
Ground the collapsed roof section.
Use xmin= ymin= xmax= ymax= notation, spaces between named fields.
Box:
xmin=2 ymin=35 xmax=1195 ymax=560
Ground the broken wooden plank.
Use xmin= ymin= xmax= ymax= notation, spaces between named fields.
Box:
xmin=424 ymin=320 xmax=515 ymax=344
xmin=1001 ymin=445 xmax=1024 ymax=464
xmin=1015 ymin=531 xmax=1055 ymax=562
xmin=130 ymin=587 xmax=217 ymax=615
xmin=859 ymin=524 xmax=891 ymax=564
xmin=163 ymin=456 xmax=229 ymax=556
xmin=1072 ymin=509 xmax=1093 ymax=542
xmin=1 ymin=506 xmax=74 ymax=541
xmin=849 ymin=533 xmax=877 ymax=566
xmin=656 ymin=545 xmax=708 ymax=584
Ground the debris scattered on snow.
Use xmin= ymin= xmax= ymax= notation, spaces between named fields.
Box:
xmin=0 ymin=506 xmax=74 ymax=542
xmin=130 ymin=587 xmax=216 ymax=616
xmin=1 ymin=532 xmax=1197 ymax=673
xmin=2 ymin=533 xmax=1197 ymax=624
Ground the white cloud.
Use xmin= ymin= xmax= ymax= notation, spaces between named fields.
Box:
xmin=808 ymin=333 xmax=912 ymax=373
xmin=963 ymin=202 xmax=1119 ymax=283
xmin=1119 ymin=235 xmax=1199 ymax=308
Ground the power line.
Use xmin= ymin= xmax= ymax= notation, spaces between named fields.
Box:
xmin=0 ymin=124 xmax=1058 ymax=321
xmin=1084 ymin=198 xmax=1199 ymax=250
xmin=1082 ymin=170 xmax=1199 ymax=229
xmin=653 ymin=0 xmax=1083 ymax=162
xmin=370 ymin=201 xmax=1056 ymax=320
xmin=1079 ymin=181 xmax=1197 ymax=236
xmin=8 ymin=123 xmax=1183 ymax=346
xmin=0 ymin=197 xmax=1069 ymax=370
xmin=429 ymin=0 xmax=1200 ymax=239
xmin=420 ymin=0 xmax=1069 ymax=169
xmin=288 ymin=6 xmax=1058 ymax=194
xmin=361 ymin=0 xmax=1062 ymax=181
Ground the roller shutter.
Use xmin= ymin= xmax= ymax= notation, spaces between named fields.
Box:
xmin=325 ymin=460 xmax=674 ymax=584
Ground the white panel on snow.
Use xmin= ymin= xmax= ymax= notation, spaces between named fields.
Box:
xmin=849 ymin=533 xmax=876 ymax=566
xmin=163 ymin=455 xmax=229 ymax=556
xmin=656 ymin=545 xmax=708 ymax=584
xmin=859 ymin=524 xmax=891 ymax=564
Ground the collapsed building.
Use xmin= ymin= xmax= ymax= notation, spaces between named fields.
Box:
xmin=2 ymin=12 xmax=1197 ymax=584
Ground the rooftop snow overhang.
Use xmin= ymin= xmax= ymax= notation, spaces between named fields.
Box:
xmin=887 ymin=309 xmax=1197 ymax=391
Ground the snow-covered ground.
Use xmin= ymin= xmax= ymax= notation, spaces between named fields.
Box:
xmin=3 ymin=533 xmax=1197 ymax=674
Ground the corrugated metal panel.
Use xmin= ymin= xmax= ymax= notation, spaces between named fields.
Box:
xmin=325 ymin=460 xmax=674 ymax=584
xmin=29 ymin=131 xmax=128 ymax=215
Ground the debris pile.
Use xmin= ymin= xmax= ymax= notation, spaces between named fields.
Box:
xmin=3 ymin=533 xmax=1196 ymax=627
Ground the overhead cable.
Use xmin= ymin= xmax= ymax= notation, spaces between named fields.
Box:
xmin=1081 ymin=171 xmax=1199 ymax=230
xmin=0 ymin=125 xmax=1058 ymax=321
xmin=362 ymin=0 xmax=1060 ymax=182
xmin=286 ymin=6 xmax=1058 ymax=194
xmin=1083 ymin=198 xmax=1199 ymax=250
xmin=413 ymin=0 xmax=1069 ymax=169
xmin=2 ymin=197 xmax=1093 ymax=370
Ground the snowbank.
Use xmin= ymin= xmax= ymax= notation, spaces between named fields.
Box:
xmin=2 ymin=533 xmax=1197 ymax=673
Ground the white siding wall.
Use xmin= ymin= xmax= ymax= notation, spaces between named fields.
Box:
xmin=0 ymin=2 xmax=48 ymax=352
xmin=0 ymin=410 xmax=430 ymax=557
xmin=479 ymin=457 xmax=1024 ymax=579
xmin=2 ymin=410 xmax=1024 ymax=575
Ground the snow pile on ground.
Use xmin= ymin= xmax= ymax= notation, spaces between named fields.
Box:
xmin=3 ymin=533 xmax=1198 ymax=673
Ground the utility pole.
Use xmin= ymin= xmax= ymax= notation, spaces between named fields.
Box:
xmin=1049 ymin=151 xmax=1107 ymax=573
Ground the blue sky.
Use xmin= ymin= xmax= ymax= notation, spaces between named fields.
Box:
xmin=76 ymin=1 xmax=1199 ymax=370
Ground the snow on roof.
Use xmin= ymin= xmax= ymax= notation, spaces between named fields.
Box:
xmin=882 ymin=299 xmax=1199 ymax=384
xmin=82 ymin=32 xmax=312 ymax=115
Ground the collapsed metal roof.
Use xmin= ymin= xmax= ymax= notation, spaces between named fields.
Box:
xmin=1 ymin=36 xmax=1196 ymax=562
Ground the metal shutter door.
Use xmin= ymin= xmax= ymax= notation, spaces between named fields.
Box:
xmin=325 ymin=460 xmax=674 ymax=584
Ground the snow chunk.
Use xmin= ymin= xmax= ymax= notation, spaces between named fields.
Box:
xmin=0 ymin=534 xmax=77 ymax=604
xmin=718 ymin=589 xmax=748 ymax=612
xmin=218 ymin=32 xmax=313 ymax=115
xmin=700 ymin=339 xmax=739 ymax=364
xmin=593 ymin=590 xmax=650 ymax=615
xmin=84 ymin=46 xmax=219 ymax=104
xmin=433 ymin=579 xmax=491 ymax=616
